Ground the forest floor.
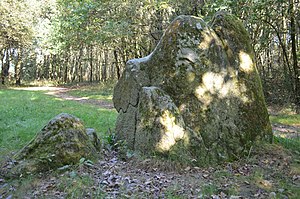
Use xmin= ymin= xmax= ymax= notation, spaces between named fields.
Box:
xmin=1 ymin=85 xmax=299 ymax=198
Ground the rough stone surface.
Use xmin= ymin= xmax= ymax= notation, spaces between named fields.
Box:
xmin=113 ymin=12 xmax=273 ymax=164
xmin=86 ymin=128 xmax=101 ymax=150
xmin=11 ymin=113 xmax=99 ymax=175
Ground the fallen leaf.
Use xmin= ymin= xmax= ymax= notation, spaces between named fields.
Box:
xmin=229 ymin=196 xmax=242 ymax=199
xmin=185 ymin=166 xmax=191 ymax=171
xmin=203 ymin=174 xmax=209 ymax=178
xmin=244 ymin=181 xmax=250 ymax=185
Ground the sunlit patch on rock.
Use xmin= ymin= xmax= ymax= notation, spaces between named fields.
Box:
xmin=113 ymin=12 xmax=272 ymax=165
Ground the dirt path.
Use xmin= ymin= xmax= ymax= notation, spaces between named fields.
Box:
xmin=46 ymin=87 xmax=114 ymax=109
xmin=272 ymin=123 xmax=300 ymax=139
xmin=14 ymin=86 xmax=299 ymax=138
xmin=14 ymin=86 xmax=114 ymax=109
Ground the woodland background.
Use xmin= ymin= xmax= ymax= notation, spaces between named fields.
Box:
xmin=0 ymin=0 xmax=299 ymax=110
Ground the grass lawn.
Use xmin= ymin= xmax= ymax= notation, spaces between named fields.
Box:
xmin=270 ymin=114 xmax=300 ymax=127
xmin=0 ymin=88 xmax=117 ymax=161
xmin=269 ymin=109 xmax=300 ymax=153
xmin=66 ymin=82 xmax=114 ymax=102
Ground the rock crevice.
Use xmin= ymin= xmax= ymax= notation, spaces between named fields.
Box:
xmin=113 ymin=12 xmax=272 ymax=164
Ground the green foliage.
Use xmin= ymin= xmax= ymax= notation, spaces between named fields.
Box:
xmin=78 ymin=157 xmax=94 ymax=167
xmin=0 ymin=0 xmax=299 ymax=108
xmin=0 ymin=0 xmax=35 ymax=48
xmin=0 ymin=88 xmax=117 ymax=161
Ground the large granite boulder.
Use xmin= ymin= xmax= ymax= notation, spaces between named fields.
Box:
xmin=6 ymin=113 xmax=99 ymax=176
xmin=113 ymin=12 xmax=273 ymax=164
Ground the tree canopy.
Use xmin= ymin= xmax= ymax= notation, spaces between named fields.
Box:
xmin=0 ymin=0 xmax=299 ymax=110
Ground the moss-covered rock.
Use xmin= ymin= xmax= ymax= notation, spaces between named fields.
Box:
xmin=8 ymin=113 xmax=99 ymax=176
xmin=135 ymin=87 xmax=187 ymax=153
xmin=113 ymin=12 xmax=272 ymax=165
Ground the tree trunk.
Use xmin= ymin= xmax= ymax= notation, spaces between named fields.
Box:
xmin=289 ymin=0 xmax=300 ymax=112
xmin=64 ymin=53 xmax=69 ymax=83
xmin=44 ymin=55 xmax=50 ymax=79
xmin=264 ymin=20 xmax=292 ymax=78
xmin=78 ymin=48 xmax=83 ymax=82
xmin=15 ymin=49 xmax=22 ymax=86
xmin=2 ymin=49 xmax=10 ymax=84
xmin=89 ymin=45 xmax=93 ymax=83
xmin=0 ymin=49 xmax=5 ymax=84
xmin=101 ymin=51 xmax=108 ymax=82
xmin=51 ymin=54 xmax=57 ymax=80
xmin=114 ymin=49 xmax=121 ymax=79
xmin=1 ymin=49 xmax=10 ymax=85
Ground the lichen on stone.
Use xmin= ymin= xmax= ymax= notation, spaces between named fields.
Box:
xmin=6 ymin=113 xmax=99 ymax=176
xmin=113 ymin=12 xmax=272 ymax=165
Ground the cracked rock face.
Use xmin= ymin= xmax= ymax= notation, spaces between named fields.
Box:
xmin=113 ymin=12 xmax=272 ymax=164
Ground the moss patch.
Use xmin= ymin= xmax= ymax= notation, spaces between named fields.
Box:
xmin=3 ymin=113 xmax=98 ymax=177
xmin=113 ymin=13 xmax=272 ymax=165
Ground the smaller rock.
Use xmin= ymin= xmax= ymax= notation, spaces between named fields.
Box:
xmin=86 ymin=128 xmax=101 ymax=150
xmin=229 ymin=196 xmax=242 ymax=199
xmin=278 ymin=188 xmax=284 ymax=193
xmin=4 ymin=113 xmax=99 ymax=177
xmin=269 ymin=192 xmax=276 ymax=199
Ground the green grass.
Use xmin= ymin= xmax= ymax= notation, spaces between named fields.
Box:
xmin=57 ymin=172 xmax=99 ymax=198
xmin=274 ymin=136 xmax=300 ymax=153
xmin=269 ymin=111 xmax=300 ymax=152
xmin=0 ymin=88 xmax=117 ymax=161
xmin=269 ymin=114 xmax=300 ymax=126
xmin=66 ymin=82 xmax=114 ymax=102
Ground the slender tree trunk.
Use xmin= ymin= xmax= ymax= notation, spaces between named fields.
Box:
xmin=89 ymin=45 xmax=93 ymax=83
xmin=76 ymin=52 xmax=81 ymax=82
xmin=95 ymin=48 xmax=99 ymax=81
xmin=114 ymin=49 xmax=121 ymax=79
xmin=44 ymin=55 xmax=50 ymax=79
xmin=101 ymin=51 xmax=108 ymax=82
xmin=98 ymin=50 xmax=102 ymax=81
xmin=0 ymin=49 xmax=5 ymax=84
xmin=264 ymin=20 xmax=292 ymax=77
xmin=2 ymin=49 xmax=10 ymax=84
xmin=289 ymin=0 xmax=300 ymax=112
xmin=80 ymin=54 xmax=83 ymax=82
xmin=70 ymin=54 xmax=76 ymax=82
xmin=51 ymin=54 xmax=57 ymax=80
xmin=64 ymin=53 xmax=69 ymax=83
xmin=57 ymin=55 xmax=62 ymax=82
xmin=15 ymin=48 xmax=22 ymax=86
